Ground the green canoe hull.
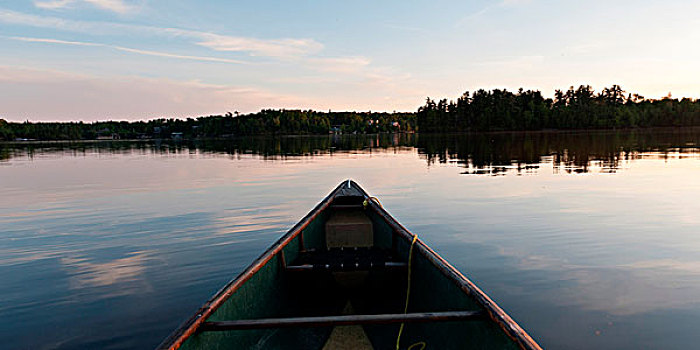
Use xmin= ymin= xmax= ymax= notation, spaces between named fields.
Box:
xmin=158 ymin=181 xmax=541 ymax=350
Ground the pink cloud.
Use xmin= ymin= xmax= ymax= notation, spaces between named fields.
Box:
xmin=34 ymin=0 xmax=135 ymax=14
xmin=0 ymin=66 xmax=311 ymax=121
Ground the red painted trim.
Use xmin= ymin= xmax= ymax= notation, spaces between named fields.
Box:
xmin=363 ymin=200 xmax=542 ymax=350
xmin=157 ymin=181 xmax=346 ymax=350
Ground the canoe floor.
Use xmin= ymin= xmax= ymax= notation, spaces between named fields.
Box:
xmin=321 ymin=301 xmax=373 ymax=350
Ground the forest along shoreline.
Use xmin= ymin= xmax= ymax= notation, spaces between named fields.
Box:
xmin=3 ymin=85 xmax=700 ymax=141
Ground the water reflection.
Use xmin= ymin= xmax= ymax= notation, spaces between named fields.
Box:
xmin=516 ymin=253 xmax=700 ymax=316
xmin=3 ymin=128 xmax=699 ymax=174
xmin=0 ymin=134 xmax=417 ymax=162
xmin=2 ymin=129 xmax=700 ymax=350
xmin=417 ymin=129 xmax=700 ymax=174
xmin=61 ymin=251 xmax=152 ymax=298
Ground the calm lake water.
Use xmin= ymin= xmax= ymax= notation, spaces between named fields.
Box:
xmin=1 ymin=129 xmax=700 ymax=350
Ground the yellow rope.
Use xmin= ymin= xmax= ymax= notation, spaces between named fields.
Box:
xmin=363 ymin=196 xmax=382 ymax=208
xmin=365 ymin=195 xmax=422 ymax=349
xmin=408 ymin=342 xmax=426 ymax=350
xmin=396 ymin=234 xmax=418 ymax=350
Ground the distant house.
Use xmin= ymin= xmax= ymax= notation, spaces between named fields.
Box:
xmin=154 ymin=126 xmax=171 ymax=139
xmin=329 ymin=125 xmax=342 ymax=134
xmin=171 ymin=132 xmax=184 ymax=140
xmin=96 ymin=133 xmax=119 ymax=140
xmin=96 ymin=128 xmax=119 ymax=140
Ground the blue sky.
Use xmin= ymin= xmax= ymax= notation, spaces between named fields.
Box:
xmin=1 ymin=0 xmax=699 ymax=121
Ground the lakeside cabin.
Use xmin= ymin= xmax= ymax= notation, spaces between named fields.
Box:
xmin=96 ymin=128 xmax=120 ymax=140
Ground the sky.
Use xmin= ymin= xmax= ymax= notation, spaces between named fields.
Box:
xmin=1 ymin=0 xmax=699 ymax=121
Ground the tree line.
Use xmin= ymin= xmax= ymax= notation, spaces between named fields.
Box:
xmin=417 ymin=85 xmax=700 ymax=132
xmin=2 ymin=85 xmax=700 ymax=141
xmin=0 ymin=110 xmax=415 ymax=141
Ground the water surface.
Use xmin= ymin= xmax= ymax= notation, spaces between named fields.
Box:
xmin=1 ymin=129 xmax=699 ymax=349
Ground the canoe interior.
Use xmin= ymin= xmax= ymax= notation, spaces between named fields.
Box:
xmin=175 ymin=182 xmax=523 ymax=350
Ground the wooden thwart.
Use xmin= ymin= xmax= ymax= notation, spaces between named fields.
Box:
xmin=200 ymin=310 xmax=485 ymax=331
xmin=329 ymin=204 xmax=364 ymax=209
xmin=286 ymin=261 xmax=406 ymax=272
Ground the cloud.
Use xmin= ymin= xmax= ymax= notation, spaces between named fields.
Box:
xmin=34 ymin=0 xmax=135 ymax=14
xmin=455 ymin=6 xmax=491 ymax=26
xmin=475 ymin=55 xmax=546 ymax=68
xmin=0 ymin=9 xmax=323 ymax=59
xmin=196 ymin=33 xmax=323 ymax=58
xmin=9 ymin=36 xmax=374 ymax=77
xmin=34 ymin=0 xmax=74 ymax=10
xmin=0 ymin=8 xmax=85 ymax=30
xmin=10 ymin=36 xmax=251 ymax=64
xmin=85 ymin=0 xmax=133 ymax=13
xmin=500 ymin=0 xmax=532 ymax=6
xmin=114 ymin=46 xmax=250 ymax=64
xmin=456 ymin=0 xmax=531 ymax=27
xmin=11 ymin=36 xmax=99 ymax=47
xmin=307 ymin=56 xmax=372 ymax=73
xmin=0 ymin=9 xmax=422 ymax=116
xmin=0 ymin=65 xmax=312 ymax=121
xmin=0 ymin=64 xmax=423 ymax=121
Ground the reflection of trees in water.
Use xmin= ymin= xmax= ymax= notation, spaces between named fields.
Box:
xmin=0 ymin=147 xmax=9 ymax=161
xmin=0 ymin=141 xmax=153 ymax=162
xmin=416 ymin=129 xmax=700 ymax=175
xmin=191 ymin=134 xmax=417 ymax=158
xmin=2 ymin=129 xmax=699 ymax=175
xmin=0 ymin=134 xmax=417 ymax=162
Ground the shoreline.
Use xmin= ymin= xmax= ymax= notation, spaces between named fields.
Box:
xmin=2 ymin=126 xmax=699 ymax=144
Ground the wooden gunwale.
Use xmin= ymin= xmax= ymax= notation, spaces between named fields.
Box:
xmin=158 ymin=180 xmax=542 ymax=350
xmin=200 ymin=310 xmax=485 ymax=331
xmin=156 ymin=181 xmax=348 ymax=350
xmin=356 ymin=184 xmax=542 ymax=350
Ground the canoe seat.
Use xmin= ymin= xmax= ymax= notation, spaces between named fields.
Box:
xmin=325 ymin=210 xmax=373 ymax=249
xmin=287 ymin=247 xmax=405 ymax=272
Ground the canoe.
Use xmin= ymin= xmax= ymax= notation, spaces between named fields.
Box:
xmin=158 ymin=180 xmax=542 ymax=350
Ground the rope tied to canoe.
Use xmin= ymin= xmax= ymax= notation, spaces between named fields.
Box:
xmin=362 ymin=192 xmax=424 ymax=349
xmin=396 ymin=234 xmax=425 ymax=350
xmin=363 ymin=196 xmax=382 ymax=208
